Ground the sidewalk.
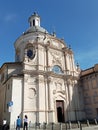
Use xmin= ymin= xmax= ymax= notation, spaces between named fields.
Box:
xmin=72 ymin=125 xmax=98 ymax=130
xmin=10 ymin=125 xmax=98 ymax=130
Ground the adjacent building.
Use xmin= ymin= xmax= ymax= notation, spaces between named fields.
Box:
xmin=80 ymin=64 xmax=98 ymax=120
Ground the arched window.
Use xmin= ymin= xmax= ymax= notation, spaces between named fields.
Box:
xmin=52 ymin=65 xmax=63 ymax=74
xmin=16 ymin=48 xmax=20 ymax=62
xmin=33 ymin=20 xmax=35 ymax=26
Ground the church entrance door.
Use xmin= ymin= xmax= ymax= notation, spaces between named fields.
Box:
xmin=56 ymin=100 xmax=65 ymax=122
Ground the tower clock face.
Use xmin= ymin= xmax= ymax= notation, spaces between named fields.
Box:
xmin=27 ymin=49 xmax=35 ymax=59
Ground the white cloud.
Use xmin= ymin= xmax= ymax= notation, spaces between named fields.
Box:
xmin=4 ymin=13 xmax=17 ymax=22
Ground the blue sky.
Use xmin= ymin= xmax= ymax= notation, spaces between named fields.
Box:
xmin=0 ymin=0 xmax=98 ymax=70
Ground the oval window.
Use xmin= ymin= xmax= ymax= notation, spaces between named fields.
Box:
xmin=52 ymin=65 xmax=62 ymax=74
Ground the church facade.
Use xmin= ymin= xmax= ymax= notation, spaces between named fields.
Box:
xmin=0 ymin=13 xmax=86 ymax=127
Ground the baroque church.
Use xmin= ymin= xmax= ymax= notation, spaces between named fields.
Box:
xmin=0 ymin=12 xmax=98 ymax=127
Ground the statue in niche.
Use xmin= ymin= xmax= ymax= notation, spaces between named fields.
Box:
xmin=55 ymin=82 xmax=62 ymax=91
xmin=28 ymin=88 xmax=36 ymax=99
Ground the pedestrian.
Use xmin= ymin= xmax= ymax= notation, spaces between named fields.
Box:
xmin=2 ymin=119 xmax=9 ymax=130
xmin=16 ymin=116 xmax=21 ymax=130
xmin=2 ymin=119 xmax=7 ymax=130
xmin=23 ymin=115 xmax=28 ymax=130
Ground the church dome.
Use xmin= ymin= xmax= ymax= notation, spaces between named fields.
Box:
xmin=24 ymin=25 xmax=48 ymax=34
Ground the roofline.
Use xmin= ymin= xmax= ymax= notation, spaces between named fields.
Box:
xmin=0 ymin=62 xmax=22 ymax=71
xmin=80 ymin=64 xmax=98 ymax=77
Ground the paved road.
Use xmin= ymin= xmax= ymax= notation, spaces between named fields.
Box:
xmin=10 ymin=125 xmax=98 ymax=130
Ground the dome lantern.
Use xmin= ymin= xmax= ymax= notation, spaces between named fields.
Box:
xmin=28 ymin=12 xmax=40 ymax=27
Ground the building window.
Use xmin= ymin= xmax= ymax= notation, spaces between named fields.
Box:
xmin=85 ymin=108 xmax=92 ymax=115
xmin=93 ymin=96 xmax=98 ymax=104
xmin=52 ymin=65 xmax=63 ymax=74
xmin=16 ymin=55 xmax=20 ymax=62
xmin=96 ymin=108 xmax=98 ymax=117
xmin=1 ymin=73 xmax=4 ymax=82
xmin=16 ymin=49 xmax=20 ymax=62
xmin=33 ymin=20 xmax=35 ymax=26
xmin=8 ymin=84 xmax=10 ymax=90
xmin=30 ymin=22 xmax=32 ymax=27
xmin=84 ymin=97 xmax=91 ymax=105
xmin=83 ymin=82 xmax=89 ymax=91
xmin=92 ymin=79 xmax=97 ymax=89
